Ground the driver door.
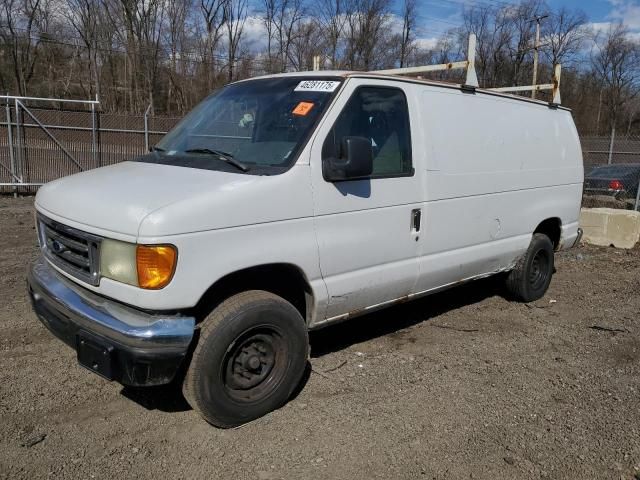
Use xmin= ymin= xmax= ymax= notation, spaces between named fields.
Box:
xmin=309 ymin=79 xmax=422 ymax=320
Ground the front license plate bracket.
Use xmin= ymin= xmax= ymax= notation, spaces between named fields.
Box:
xmin=76 ymin=332 xmax=115 ymax=380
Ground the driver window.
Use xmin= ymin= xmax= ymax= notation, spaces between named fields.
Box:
xmin=322 ymin=86 xmax=412 ymax=177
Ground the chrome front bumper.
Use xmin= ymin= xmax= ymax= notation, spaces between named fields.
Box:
xmin=27 ymin=256 xmax=195 ymax=386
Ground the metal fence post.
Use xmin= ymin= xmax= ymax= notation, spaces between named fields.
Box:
xmin=635 ymin=176 xmax=640 ymax=211
xmin=14 ymin=98 xmax=23 ymax=185
xmin=607 ymin=126 xmax=615 ymax=165
xmin=144 ymin=104 xmax=152 ymax=152
xmin=5 ymin=95 xmax=17 ymax=197
xmin=96 ymin=99 xmax=102 ymax=168
xmin=91 ymin=99 xmax=98 ymax=169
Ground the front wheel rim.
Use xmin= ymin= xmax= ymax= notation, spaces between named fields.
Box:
xmin=222 ymin=326 xmax=288 ymax=403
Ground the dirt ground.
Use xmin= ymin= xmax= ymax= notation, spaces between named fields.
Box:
xmin=1 ymin=196 xmax=639 ymax=480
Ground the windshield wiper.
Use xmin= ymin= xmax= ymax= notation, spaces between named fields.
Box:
xmin=184 ymin=148 xmax=249 ymax=172
xmin=150 ymin=146 xmax=165 ymax=152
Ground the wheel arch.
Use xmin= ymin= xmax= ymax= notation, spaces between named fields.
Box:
xmin=534 ymin=217 xmax=562 ymax=250
xmin=193 ymin=263 xmax=315 ymax=326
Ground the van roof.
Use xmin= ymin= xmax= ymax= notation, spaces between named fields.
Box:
xmin=235 ymin=70 xmax=570 ymax=111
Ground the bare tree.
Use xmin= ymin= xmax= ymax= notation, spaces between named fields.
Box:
xmin=508 ymin=0 xmax=544 ymax=86
xmin=223 ymin=0 xmax=247 ymax=82
xmin=0 ymin=0 xmax=635 ymax=138
xmin=591 ymin=23 xmax=640 ymax=134
xmin=315 ymin=0 xmax=346 ymax=68
xmin=277 ymin=0 xmax=304 ymax=72
xmin=462 ymin=5 xmax=489 ymax=85
xmin=165 ymin=0 xmax=191 ymax=113
xmin=64 ymin=0 xmax=103 ymax=100
xmin=262 ymin=0 xmax=276 ymax=71
xmin=344 ymin=0 xmax=391 ymax=70
xmin=398 ymin=0 xmax=415 ymax=68
xmin=288 ymin=19 xmax=321 ymax=70
xmin=102 ymin=0 xmax=167 ymax=111
xmin=431 ymin=32 xmax=456 ymax=65
xmin=0 ymin=0 xmax=47 ymax=95
xmin=262 ymin=0 xmax=304 ymax=73
xmin=462 ymin=4 xmax=512 ymax=87
xmin=624 ymin=96 xmax=640 ymax=137
xmin=543 ymin=7 xmax=587 ymax=67
xmin=200 ymin=0 xmax=226 ymax=90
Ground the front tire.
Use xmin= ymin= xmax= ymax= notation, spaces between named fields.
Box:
xmin=506 ymin=233 xmax=555 ymax=302
xmin=183 ymin=290 xmax=309 ymax=428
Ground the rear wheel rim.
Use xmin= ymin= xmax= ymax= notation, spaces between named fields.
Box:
xmin=222 ymin=326 xmax=287 ymax=403
xmin=529 ymin=249 xmax=550 ymax=291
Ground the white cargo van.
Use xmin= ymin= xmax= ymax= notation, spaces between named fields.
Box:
xmin=28 ymin=70 xmax=583 ymax=427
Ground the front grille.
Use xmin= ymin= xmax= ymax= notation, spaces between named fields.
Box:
xmin=38 ymin=214 xmax=101 ymax=285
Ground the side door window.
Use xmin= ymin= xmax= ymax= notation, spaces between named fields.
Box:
xmin=322 ymin=86 xmax=413 ymax=178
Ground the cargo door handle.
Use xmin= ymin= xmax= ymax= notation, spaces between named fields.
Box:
xmin=411 ymin=209 xmax=421 ymax=232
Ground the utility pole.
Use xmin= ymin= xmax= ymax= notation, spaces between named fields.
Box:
xmin=530 ymin=14 xmax=548 ymax=99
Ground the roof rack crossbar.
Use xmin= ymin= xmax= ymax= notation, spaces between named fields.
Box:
xmin=366 ymin=34 xmax=562 ymax=105
xmin=488 ymin=64 xmax=562 ymax=104
xmin=372 ymin=34 xmax=479 ymax=88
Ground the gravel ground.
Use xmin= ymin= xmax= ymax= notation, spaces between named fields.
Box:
xmin=1 ymin=196 xmax=639 ymax=480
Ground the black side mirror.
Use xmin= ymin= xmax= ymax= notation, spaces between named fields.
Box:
xmin=323 ymin=136 xmax=373 ymax=182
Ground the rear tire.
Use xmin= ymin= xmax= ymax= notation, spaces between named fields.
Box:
xmin=183 ymin=290 xmax=309 ymax=428
xmin=506 ymin=233 xmax=554 ymax=303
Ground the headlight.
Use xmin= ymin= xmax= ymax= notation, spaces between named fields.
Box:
xmin=100 ymin=239 xmax=177 ymax=290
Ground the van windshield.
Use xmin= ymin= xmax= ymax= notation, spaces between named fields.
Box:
xmin=146 ymin=77 xmax=342 ymax=174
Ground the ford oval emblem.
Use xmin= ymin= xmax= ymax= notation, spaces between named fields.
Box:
xmin=51 ymin=240 xmax=66 ymax=254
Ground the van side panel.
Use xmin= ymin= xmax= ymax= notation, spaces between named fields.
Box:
xmin=413 ymin=88 xmax=583 ymax=293
xmin=423 ymin=90 xmax=583 ymax=198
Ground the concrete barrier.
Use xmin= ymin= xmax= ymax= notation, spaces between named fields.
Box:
xmin=579 ymin=207 xmax=640 ymax=249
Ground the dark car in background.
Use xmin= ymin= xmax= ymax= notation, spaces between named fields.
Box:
xmin=584 ymin=164 xmax=640 ymax=203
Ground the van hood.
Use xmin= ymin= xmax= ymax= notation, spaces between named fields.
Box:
xmin=35 ymin=161 xmax=312 ymax=239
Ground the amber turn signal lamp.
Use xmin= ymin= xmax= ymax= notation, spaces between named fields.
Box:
xmin=136 ymin=245 xmax=177 ymax=289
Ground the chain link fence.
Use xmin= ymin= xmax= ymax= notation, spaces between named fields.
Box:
xmin=582 ymin=132 xmax=640 ymax=211
xmin=2 ymin=95 xmax=640 ymax=211
xmin=0 ymin=95 xmax=181 ymax=194
xmin=97 ymin=111 xmax=181 ymax=166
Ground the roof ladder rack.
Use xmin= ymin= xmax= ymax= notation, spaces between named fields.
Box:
xmin=373 ymin=34 xmax=479 ymax=89
xmin=370 ymin=33 xmax=562 ymax=105
xmin=488 ymin=64 xmax=562 ymax=104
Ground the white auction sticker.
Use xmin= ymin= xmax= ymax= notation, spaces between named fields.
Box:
xmin=294 ymin=80 xmax=341 ymax=93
